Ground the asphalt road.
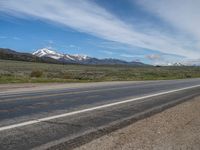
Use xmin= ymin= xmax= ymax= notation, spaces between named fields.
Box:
xmin=0 ymin=79 xmax=200 ymax=150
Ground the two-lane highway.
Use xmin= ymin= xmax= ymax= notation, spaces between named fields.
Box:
xmin=0 ymin=79 xmax=200 ymax=149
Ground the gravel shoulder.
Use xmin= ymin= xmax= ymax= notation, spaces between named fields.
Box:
xmin=76 ymin=96 xmax=200 ymax=150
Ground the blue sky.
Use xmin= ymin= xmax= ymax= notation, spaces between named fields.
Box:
xmin=0 ymin=0 xmax=200 ymax=65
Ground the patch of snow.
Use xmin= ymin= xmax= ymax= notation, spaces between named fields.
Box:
xmin=33 ymin=48 xmax=63 ymax=60
xmin=33 ymin=48 xmax=91 ymax=62
xmin=65 ymin=55 xmax=75 ymax=61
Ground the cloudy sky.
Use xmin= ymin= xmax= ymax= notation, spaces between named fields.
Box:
xmin=0 ymin=0 xmax=200 ymax=65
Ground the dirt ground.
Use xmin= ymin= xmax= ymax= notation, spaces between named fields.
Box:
xmin=76 ymin=96 xmax=200 ymax=150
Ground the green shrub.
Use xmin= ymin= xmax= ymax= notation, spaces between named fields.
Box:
xmin=185 ymin=74 xmax=192 ymax=78
xmin=30 ymin=70 xmax=43 ymax=78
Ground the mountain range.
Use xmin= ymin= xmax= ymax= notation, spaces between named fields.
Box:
xmin=0 ymin=48 xmax=60 ymax=64
xmin=0 ymin=48 xmax=145 ymax=66
xmin=33 ymin=48 xmax=145 ymax=65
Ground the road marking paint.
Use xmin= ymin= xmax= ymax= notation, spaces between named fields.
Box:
xmin=0 ymin=84 xmax=200 ymax=132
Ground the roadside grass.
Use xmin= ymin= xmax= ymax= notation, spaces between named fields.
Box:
xmin=0 ymin=59 xmax=200 ymax=84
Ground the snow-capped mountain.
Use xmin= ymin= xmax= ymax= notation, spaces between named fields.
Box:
xmin=173 ymin=62 xmax=184 ymax=66
xmin=32 ymin=48 xmax=145 ymax=65
xmin=167 ymin=62 xmax=184 ymax=66
xmin=33 ymin=48 xmax=90 ymax=63
xmin=73 ymin=54 xmax=90 ymax=61
xmin=33 ymin=48 xmax=64 ymax=60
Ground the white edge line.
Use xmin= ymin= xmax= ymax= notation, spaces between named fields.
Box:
xmin=0 ymin=84 xmax=200 ymax=132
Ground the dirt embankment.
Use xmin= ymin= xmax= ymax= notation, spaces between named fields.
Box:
xmin=76 ymin=96 xmax=200 ymax=150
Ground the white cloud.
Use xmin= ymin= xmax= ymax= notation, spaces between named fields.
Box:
xmin=138 ymin=0 xmax=200 ymax=38
xmin=0 ymin=0 xmax=199 ymax=59
xmin=121 ymin=54 xmax=144 ymax=58
xmin=12 ymin=36 xmax=21 ymax=40
xmin=46 ymin=40 xmax=54 ymax=44
xmin=101 ymin=50 xmax=115 ymax=55
xmin=137 ymin=0 xmax=200 ymax=58
xmin=183 ymin=59 xmax=200 ymax=66
xmin=146 ymin=54 xmax=161 ymax=60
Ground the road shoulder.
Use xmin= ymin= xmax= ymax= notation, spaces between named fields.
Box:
xmin=0 ymin=81 xmax=146 ymax=94
xmin=76 ymin=96 xmax=200 ymax=150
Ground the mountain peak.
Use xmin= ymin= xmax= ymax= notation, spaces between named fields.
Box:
xmin=33 ymin=48 xmax=91 ymax=62
xmin=73 ymin=54 xmax=90 ymax=60
xmin=33 ymin=48 xmax=63 ymax=60
xmin=167 ymin=62 xmax=184 ymax=66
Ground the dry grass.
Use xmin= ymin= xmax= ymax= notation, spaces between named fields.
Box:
xmin=0 ymin=59 xmax=200 ymax=83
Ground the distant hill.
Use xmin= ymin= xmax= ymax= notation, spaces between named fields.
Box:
xmin=0 ymin=48 xmax=64 ymax=64
xmin=0 ymin=48 xmax=147 ymax=66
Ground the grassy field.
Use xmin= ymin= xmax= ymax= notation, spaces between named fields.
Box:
xmin=0 ymin=59 xmax=200 ymax=84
